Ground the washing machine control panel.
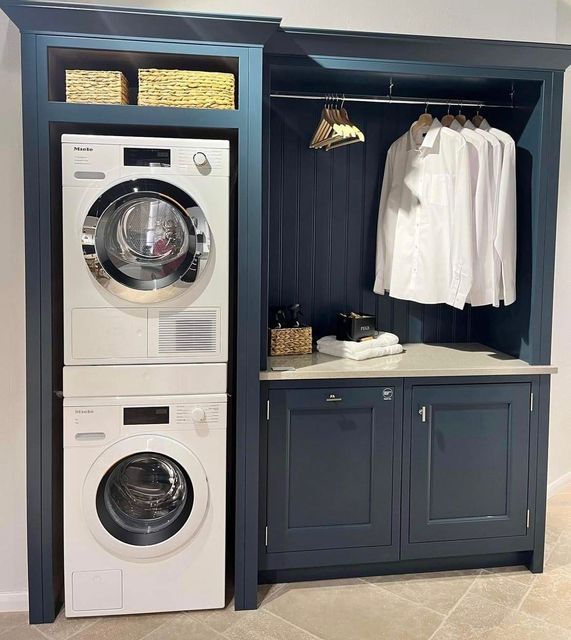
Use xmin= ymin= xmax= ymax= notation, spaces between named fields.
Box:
xmin=64 ymin=396 xmax=227 ymax=447
xmin=174 ymin=404 xmax=221 ymax=425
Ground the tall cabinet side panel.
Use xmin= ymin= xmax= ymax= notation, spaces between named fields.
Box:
xmin=234 ymin=45 xmax=264 ymax=611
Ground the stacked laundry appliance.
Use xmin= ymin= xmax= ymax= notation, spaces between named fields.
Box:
xmin=61 ymin=135 xmax=230 ymax=617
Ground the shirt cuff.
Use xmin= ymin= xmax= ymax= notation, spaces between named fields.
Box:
xmin=447 ymin=267 xmax=472 ymax=310
xmin=373 ymin=273 xmax=386 ymax=295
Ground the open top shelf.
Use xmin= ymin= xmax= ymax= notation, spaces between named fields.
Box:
xmin=47 ymin=46 xmax=240 ymax=107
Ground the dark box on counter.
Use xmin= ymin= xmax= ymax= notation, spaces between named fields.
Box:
xmin=336 ymin=312 xmax=376 ymax=342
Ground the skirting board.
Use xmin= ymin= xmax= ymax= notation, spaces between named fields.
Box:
xmin=548 ymin=471 xmax=571 ymax=499
xmin=0 ymin=591 xmax=28 ymax=612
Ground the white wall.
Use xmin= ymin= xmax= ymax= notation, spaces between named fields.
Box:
xmin=0 ymin=11 xmax=28 ymax=612
xmin=548 ymin=0 xmax=571 ymax=493
xmin=71 ymin=0 xmax=559 ymax=42
xmin=0 ymin=0 xmax=569 ymax=611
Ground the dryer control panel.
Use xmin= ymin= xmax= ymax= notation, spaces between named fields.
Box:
xmin=62 ymin=135 xmax=230 ymax=186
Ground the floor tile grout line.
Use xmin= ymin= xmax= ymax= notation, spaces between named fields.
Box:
xmin=364 ymin=581 xmax=450 ymax=618
xmin=246 ymin=608 xmax=324 ymax=640
xmin=34 ymin=617 xmax=99 ymax=640
xmin=512 ymin=603 xmax=571 ymax=634
xmin=137 ymin=613 xmax=191 ymax=640
xmin=426 ymin=570 xmax=485 ymax=640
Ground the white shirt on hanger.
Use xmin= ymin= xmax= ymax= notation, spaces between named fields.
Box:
xmin=469 ymin=122 xmax=503 ymax=306
xmin=480 ymin=118 xmax=517 ymax=306
xmin=374 ymin=117 xmax=474 ymax=309
xmin=450 ymin=119 xmax=495 ymax=306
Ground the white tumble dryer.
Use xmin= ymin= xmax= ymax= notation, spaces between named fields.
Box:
xmin=63 ymin=393 xmax=227 ymax=617
xmin=62 ymin=134 xmax=229 ymax=366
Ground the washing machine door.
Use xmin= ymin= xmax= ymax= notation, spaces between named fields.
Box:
xmin=82 ymin=179 xmax=212 ymax=303
xmin=83 ymin=435 xmax=209 ymax=559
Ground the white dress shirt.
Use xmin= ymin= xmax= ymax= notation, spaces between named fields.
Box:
xmin=450 ymin=119 xmax=495 ymax=306
xmin=480 ymin=118 xmax=517 ymax=306
xmin=462 ymin=122 xmax=503 ymax=306
xmin=374 ymin=118 xmax=474 ymax=309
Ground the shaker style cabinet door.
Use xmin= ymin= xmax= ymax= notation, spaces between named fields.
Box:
xmin=265 ymin=386 xmax=399 ymax=563
xmin=407 ymin=383 xmax=531 ymax=548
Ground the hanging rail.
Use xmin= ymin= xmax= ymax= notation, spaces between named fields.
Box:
xmin=269 ymin=91 xmax=515 ymax=109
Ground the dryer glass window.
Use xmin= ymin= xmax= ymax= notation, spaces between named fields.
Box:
xmin=97 ymin=453 xmax=194 ymax=545
xmin=82 ymin=179 xmax=213 ymax=302
xmin=98 ymin=195 xmax=197 ymax=290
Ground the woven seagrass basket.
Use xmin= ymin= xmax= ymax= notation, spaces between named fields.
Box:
xmin=269 ymin=327 xmax=313 ymax=356
xmin=137 ymin=69 xmax=235 ymax=109
xmin=65 ymin=70 xmax=129 ymax=105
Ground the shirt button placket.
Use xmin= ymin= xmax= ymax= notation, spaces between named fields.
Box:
xmin=412 ymin=159 xmax=424 ymax=285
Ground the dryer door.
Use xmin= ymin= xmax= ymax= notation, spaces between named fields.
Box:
xmin=82 ymin=179 xmax=212 ymax=303
xmin=83 ymin=435 xmax=209 ymax=559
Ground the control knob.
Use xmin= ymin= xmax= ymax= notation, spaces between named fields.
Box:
xmin=191 ymin=407 xmax=207 ymax=423
xmin=193 ymin=152 xmax=208 ymax=167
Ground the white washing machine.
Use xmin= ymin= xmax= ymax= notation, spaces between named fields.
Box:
xmin=64 ymin=393 xmax=227 ymax=617
xmin=62 ymin=134 xmax=230 ymax=366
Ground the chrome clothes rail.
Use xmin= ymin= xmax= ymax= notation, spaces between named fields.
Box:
xmin=269 ymin=91 xmax=515 ymax=109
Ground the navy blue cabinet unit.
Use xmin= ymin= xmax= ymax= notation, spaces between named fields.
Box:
xmin=263 ymin=385 xmax=401 ymax=569
xmin=404 ymin=382 xmax=533 ymax=553
xmin=3 ymin=0 xmax=571 ymax=621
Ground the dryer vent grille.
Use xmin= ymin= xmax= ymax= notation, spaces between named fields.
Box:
xmin=158 ymin=309 xmax=219 ymax=354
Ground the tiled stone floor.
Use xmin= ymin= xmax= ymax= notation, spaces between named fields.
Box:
xmin=3 ymin=487 xmax=571 ymax=640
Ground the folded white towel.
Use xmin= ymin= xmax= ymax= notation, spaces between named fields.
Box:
xmin=317 ymin=342 xmax=404 ymax=361
xmin=316 ymin=332 xmax=399 ymax=355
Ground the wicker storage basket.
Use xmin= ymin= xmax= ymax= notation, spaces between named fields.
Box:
xmin=269 ymin=327 xmax=313 ymax=356
xmin=137 ymin=69 xmax=235 ymax=109
xmin=65 ymin=70 xmax=129 ymax=105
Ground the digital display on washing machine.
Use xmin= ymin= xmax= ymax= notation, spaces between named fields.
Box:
xmin=123 ymin=147 xmax=171 ymax=167
xmin=123 ymin=406 xmax=170 ymax=425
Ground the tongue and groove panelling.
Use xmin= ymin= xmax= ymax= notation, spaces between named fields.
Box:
xmin=267 ymin=98 xmax=472 ymax=344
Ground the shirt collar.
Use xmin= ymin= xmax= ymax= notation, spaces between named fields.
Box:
xmin=450 ymin=119 xmax=463 ymax=132
xmin=464 ymin=120 xmax=476 ymax=130
xmin=408 ymin=117 xmax=442 ymax=153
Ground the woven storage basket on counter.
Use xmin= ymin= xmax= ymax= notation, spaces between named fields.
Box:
xmin=269 ymin=327 xmax=313 ymax=356
xmin=137 ymin=69 xmax=235 ymax=109
xmin=65 ymin=70 xmax=129 ymax=105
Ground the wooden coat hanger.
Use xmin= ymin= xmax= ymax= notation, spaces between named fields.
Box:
xmin=325 ymin=96 xmax=365 ymax=150
xmin=441 ymin=103 xmax=455 ymax=128
xmin=412 ymin=103 xmax=433 ymax=138
xmin=455 ymin=104 xmax=467 ymax=126
xmin=472 ymin=105 xmax=485 ymax=128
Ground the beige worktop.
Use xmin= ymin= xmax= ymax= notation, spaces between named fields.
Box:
xmin=260 ymin=342 xmax=557 ymax=381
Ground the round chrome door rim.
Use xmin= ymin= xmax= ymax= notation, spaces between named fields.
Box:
xmin=81 ymin=185 xmax=211 ymax=303
xmin=83 ymin=435 xmax=209 ymax=560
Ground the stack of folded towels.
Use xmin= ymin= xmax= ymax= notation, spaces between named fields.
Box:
xmin=316 ymin=332 xmax=403 ymax=361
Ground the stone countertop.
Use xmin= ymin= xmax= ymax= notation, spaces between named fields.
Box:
xmin=260 ymin=342 xmax=557 ymax=381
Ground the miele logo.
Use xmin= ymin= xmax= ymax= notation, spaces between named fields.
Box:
xmin=361 ymin=325 xmax=371 ymax=331
xmin=74 ymin=409 xmax=94 ymax=415
xmin=74 ymin=146 xmax=93 ymax=152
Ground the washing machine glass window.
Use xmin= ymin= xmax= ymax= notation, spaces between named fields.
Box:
xmin=83 ymin=179 xmax=212 ymax=302
xmin=96 ymin=453 xmax=195 ymax=546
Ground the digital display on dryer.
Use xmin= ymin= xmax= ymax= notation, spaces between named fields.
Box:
xmin=123 ymin=406 xmax=170 ymax=425
xmin=124 ymin=148 xmax=171 ymax=167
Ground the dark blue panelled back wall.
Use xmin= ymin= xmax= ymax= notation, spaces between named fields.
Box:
xmin=268 ymin=98 xmax=474 ymax=343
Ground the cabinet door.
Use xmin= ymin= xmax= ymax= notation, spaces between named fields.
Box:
xmin=266 ymin=386 xmax=398 ymax=558
xmin=408 ymin=383 xmax=531 ymax=545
